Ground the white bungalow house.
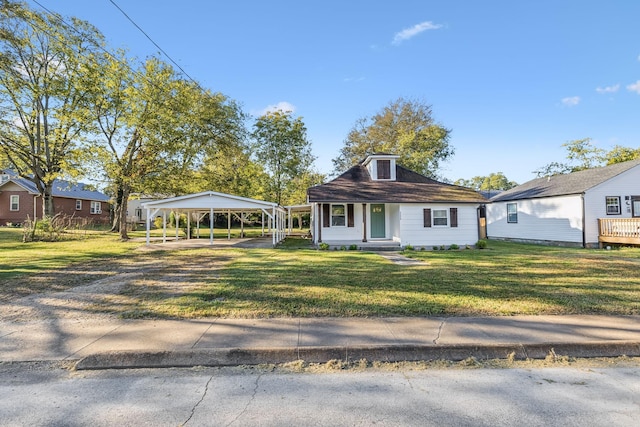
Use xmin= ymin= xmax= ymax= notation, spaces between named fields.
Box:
xmin=486 ymin=159 xmax=640 ymax=248
xmin=306 ymin=154 xmax=487 ymax=249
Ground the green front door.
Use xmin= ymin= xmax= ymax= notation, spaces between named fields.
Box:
xmin=370 ymin=204 xmax=386 ymax=238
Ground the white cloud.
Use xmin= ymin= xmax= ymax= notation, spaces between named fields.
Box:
xmin=392 ymin=21 xmax=443 ymax=45
xmin=259 ymin=101 xmax=296 ymax=115
xmin=596 ymin=84 xmax=620 ymax=94
xmin=627 ymin=80 xmax=640 ymax=94
xmin=561 ymin=96 xmax=581 ymax=107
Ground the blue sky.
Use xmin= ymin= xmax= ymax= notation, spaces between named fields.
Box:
xmin=28 ymin=0 xmax=640 ymax=184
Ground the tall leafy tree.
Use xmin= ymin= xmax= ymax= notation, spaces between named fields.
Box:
xmin=87 ymin=51 xmax=245 ymax=239
xmin=197 ymin=143 xmax=269 ymax=200
xmin=604 ymin=145 xmax=640 ymax=165
xmin=332 ymin=97 xmax=453 ymax=178
xmin=454 ymin=172 xmax=517 ymax=191
xmin=0 ymin=1 xmax=102 ymax=217
xmin=534 ymin=138 xmax=640 ymax=177
xmin=251 ymin=110 xmax=315 ymax=205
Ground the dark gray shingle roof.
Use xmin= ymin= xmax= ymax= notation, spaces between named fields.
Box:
xmin=308 ymin=164 xmax=487 ymax=203
xmin=490 ymin=159 xmax=640 ymax=202
xmin=0 ymin=170 xmax=110 ymax=201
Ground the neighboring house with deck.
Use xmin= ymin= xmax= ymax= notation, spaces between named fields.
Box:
xmin=306 ymin=154 xmax=487 ymax=249
xmin=486 ymin=159 xmax=640 ymax=248
xmin=0 ymin=170 xmax=111 ymax=226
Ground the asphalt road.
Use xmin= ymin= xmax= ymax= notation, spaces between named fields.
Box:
xmin=1 ymin=361 xmax=639 ymax=426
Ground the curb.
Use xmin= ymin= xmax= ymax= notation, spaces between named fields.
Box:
xmin=74 ymin=341 xmax=640 ymax=370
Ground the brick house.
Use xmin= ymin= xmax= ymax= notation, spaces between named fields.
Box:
xmin=0 ymin=170 xmax=111 ymax=226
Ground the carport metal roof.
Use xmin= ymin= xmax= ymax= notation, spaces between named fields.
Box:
xmin=142 ymin=191 xmax=287 ymax=246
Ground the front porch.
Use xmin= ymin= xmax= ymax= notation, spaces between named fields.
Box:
xmin=598 ymin=218 xmax=640 ymax=247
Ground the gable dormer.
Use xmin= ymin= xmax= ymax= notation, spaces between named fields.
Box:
xmin=362 ymin=154 xmax=400 ymax=181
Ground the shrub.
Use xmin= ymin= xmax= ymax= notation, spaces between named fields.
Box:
xmin=319 ymin=242 xmax=330 ymax=250
xmin=448 ymin=244 xmax=459 ymax=250
xmin=476 ymin=239 xmax=488 ymax=249
xmin=433 ymin=246 xmax=439 ymax=251
xmin=404 ymin=244 xmax=414 ymax=251
xmin=349 ymin=244 xmax=358 ymax=251
xmin=340 ymin=245 xmax=347 ymax=251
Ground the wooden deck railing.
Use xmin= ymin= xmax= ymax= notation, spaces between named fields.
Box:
xmin=598 ymin=218 xmax=640 ymax=246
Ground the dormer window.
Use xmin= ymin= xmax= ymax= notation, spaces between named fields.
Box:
xmin=377 ymin=160 xmax=391 ymax=179
xmin=363 ymin=154 xmax=399 ymax=181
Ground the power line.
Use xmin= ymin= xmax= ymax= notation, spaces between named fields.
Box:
xmin=107 ymin=0 xmax=198 ymax=85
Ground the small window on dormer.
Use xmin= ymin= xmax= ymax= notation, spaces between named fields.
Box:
xmin=377 ymin=160 xmax=391 ymax=179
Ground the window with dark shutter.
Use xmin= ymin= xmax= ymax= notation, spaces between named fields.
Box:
xmin=423 ymin=208 xmax=431 ymax=227
xmin=347 ymin=204 xmax=354 ymax=227
xmin=377 ymin=160 xmax=391 ymax=179
xmin=322 ymin=204 xmax=330 ymax=227
xmin=450 ymin=208 xmax=458 ymax=228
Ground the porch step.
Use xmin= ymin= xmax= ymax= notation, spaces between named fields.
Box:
xmin=321 ymin=241 xmax=402 ymax=251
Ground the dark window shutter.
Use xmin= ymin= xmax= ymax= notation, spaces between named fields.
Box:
xmin=423 ymin=208 xmax=431 ymax=228
xmin=377 ymin=160 xmax=391 ymax=179
xmin=347 ymin=204 xmax=354 ymax=227
xmin=450 ymin=208 xmax=458 ymax=228
xmin=322 ymin=204 xmax=330 ymax=228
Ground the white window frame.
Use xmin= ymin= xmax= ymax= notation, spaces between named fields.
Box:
xmin=331 ymin=204 xmax=346 ymax=227
xmin=432 ymin=209 xmax=448 ymax=226
xmin=90 ymin=201 xmax=102 ymax=214
xmin=507 ymin=203 xmax=518 ymax=223
xmin=605 ymin=196 xmax=621 ymax=215
xmin=75 ymin=199 xmax=82 ymax=210
xmin=9 ymin=195 xmax=19 ymax=211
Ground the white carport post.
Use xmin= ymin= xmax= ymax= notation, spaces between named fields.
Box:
xmin=272 ymin=206 xmax=276 ymax=246
xmin=145 ymin=207 xmax=161 ymax=245
xmin=261 ymin=211 xmax=265 ymax=236
xmin=175 ymin=211 xmax=179 ymax=241
xmin=162 ymin=210 xmax=167 ymax=243
xmin=209 ymin=207 xmax=214 ymax=245
xmin=187 ymin=211 xmax=191 ymax=240
xmin=227 ymin=209 xmax=231 ymax=239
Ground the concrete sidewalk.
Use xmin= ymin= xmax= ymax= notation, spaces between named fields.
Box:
xmin=2 ymin=315 xmax=640 ymax=369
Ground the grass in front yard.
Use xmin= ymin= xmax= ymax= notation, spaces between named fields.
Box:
xmin=3 ymin=229 xmax=640 ymax=318
xmin=110 ymin=239 xmax=640 ymax=318
xmin=0 ymin=227 xmax=140 ymax=299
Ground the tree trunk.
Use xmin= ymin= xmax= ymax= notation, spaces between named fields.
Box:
xmin=110 ymin=186 xmax=124 ymax=232
xmin=118 ymin=186 xmax=131 ymax=240
xmin=42 ymin=184 xmax=55 ymax=218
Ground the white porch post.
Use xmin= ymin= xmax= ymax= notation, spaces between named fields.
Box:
xmin=241 ymin=211 xmax=245 ymax=238
xmin=227 ymin=209 xmax=231 ymax=239
xmin=261 ymin=211 xmax=265 ymax=236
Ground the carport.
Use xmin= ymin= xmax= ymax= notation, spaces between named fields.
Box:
xmin=141 ymin=191 xmax=287 ymax=246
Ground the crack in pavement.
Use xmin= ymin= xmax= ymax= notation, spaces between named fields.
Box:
xmin=433 ymin=319 xmax=446 ymax=344
xmin=226 ymin=373 xmax=263 ymax=426
xmin=182 ymin=374 xmax=214 ymax=426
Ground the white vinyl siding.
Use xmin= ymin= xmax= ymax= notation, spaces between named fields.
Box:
xmin=317 ymin=203 xmax=363 ymax=242
xmin=487 ymin=195 xmax=584 ymax=244
xmin=398 ymin=204 xmax=479 ymax=247
xmin=583 ymin=166 xmax=640 ymax=245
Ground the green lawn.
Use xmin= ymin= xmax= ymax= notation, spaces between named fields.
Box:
xmin=2 ymin=228 xmax=639 ymax=317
